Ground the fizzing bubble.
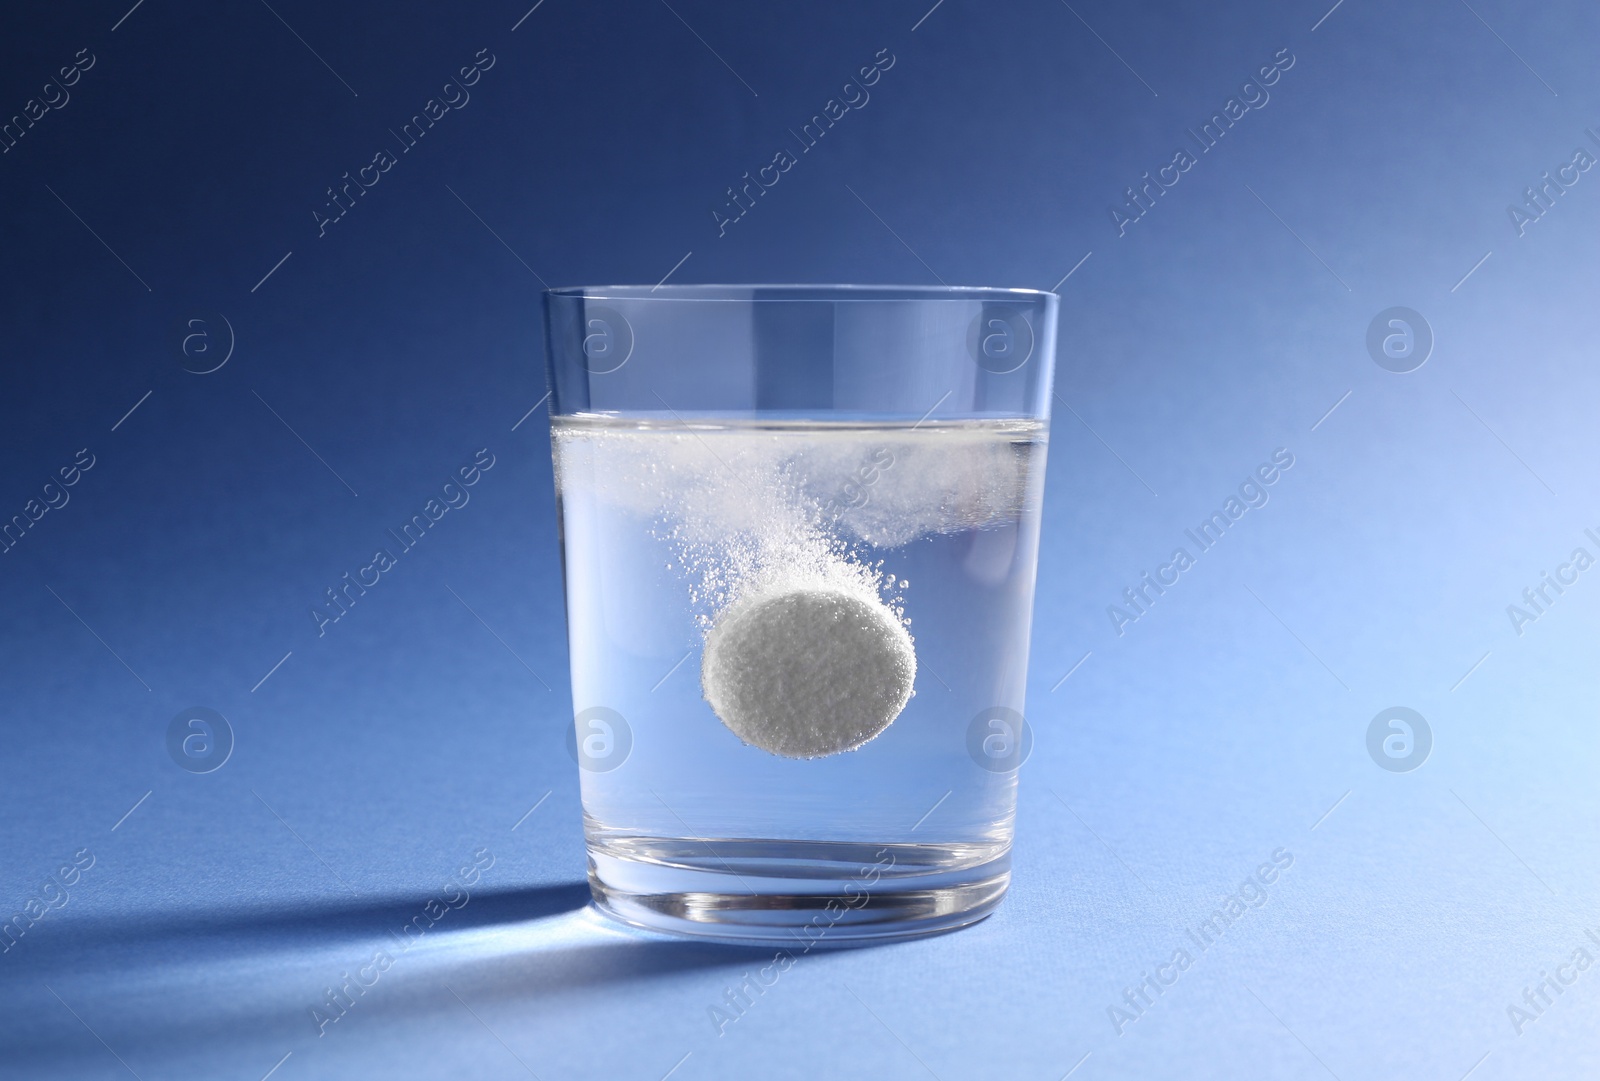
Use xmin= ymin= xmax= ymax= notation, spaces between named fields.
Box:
xmin=551 ymin=420 xmax=1037 ymax=759
xmin=701 ymin=583 xmax=916 ymax=758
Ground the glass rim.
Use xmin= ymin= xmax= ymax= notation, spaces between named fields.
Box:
xmin=543 ymin=283 xmax=1058 ymax=303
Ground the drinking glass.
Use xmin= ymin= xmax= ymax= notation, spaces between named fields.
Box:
xmin=544 ymin=285 xmax=1056 ymax=944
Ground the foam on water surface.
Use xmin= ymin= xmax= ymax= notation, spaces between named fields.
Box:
xmin=552 ymin=417 xmax=1040 ymax=757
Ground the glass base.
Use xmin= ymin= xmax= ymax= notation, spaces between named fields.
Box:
xmin=585 ymin=836 xmax=1011 ymax=947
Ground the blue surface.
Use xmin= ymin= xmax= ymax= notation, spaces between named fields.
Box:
xmin=2 ymin=1 xmax=1598 ymax=1078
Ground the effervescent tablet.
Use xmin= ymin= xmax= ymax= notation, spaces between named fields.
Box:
xmin=701 ymin=585 xmax=915 ymax=758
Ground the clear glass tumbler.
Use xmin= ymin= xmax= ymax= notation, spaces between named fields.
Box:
xmin=544 ymin=285 xmax=1056 ymax=944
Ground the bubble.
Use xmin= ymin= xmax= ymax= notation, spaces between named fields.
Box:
xmin=553 ymin=418 xmax=1041 ymax=762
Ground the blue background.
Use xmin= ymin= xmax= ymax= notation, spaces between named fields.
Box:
xmin=3 ymin=0 xmax=1598 ymax=1078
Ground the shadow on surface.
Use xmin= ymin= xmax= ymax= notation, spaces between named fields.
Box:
xmin=0 ymin=892 xmax=825 ymax=1068
xmin=0 ymin=881 xmax=596 ymax=976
